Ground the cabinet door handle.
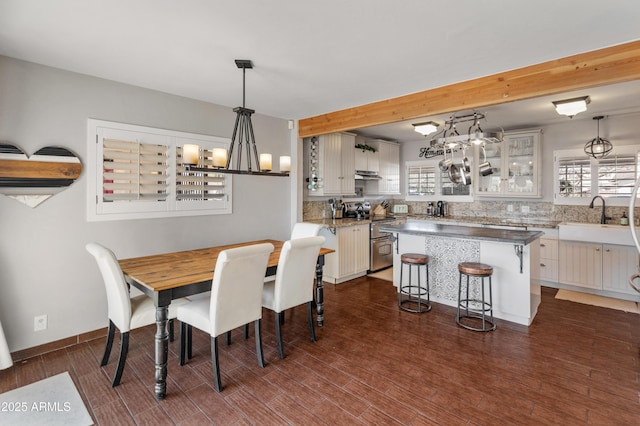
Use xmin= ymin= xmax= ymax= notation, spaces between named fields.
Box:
xmin=605 ymin=249 xmax=610 ymax=252
xmin=540 ymin=263 xmax=546 ymax=267
xmin=540 ymin=244 xmax=546 ymax=247
xmin=595 ymin=248 xmax=600 ymax=252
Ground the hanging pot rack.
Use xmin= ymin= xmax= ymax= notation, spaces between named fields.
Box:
xmin=428 ymin=112 xmax=503 ymax=149
xmin=426 ymin=111 xmax=502 ymax=186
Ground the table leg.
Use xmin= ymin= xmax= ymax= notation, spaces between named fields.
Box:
xmin=154 ymin=306 xmax=169 ymax=400
xmin=315 ymin=256 xmax=325 ymax=326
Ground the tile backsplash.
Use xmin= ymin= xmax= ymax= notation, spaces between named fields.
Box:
xmin=303 ymin=199 xmax=639 ymax=225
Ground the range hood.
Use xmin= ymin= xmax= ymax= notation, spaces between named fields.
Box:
xmin=355 ymin=170 xmax=382 ymax=180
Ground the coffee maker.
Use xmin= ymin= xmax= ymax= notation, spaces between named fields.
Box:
xmin=436 ymin=200 xmax=448 ymax=217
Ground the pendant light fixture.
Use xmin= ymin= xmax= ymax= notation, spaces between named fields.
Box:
xmin=584 ymin=116 xmax=613 ymax=159
xmin=182 ymin=59 xmax=289 ymax=176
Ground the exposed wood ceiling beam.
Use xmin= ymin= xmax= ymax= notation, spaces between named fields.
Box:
xmin=298 ymin=40 xmax=640 ymax=138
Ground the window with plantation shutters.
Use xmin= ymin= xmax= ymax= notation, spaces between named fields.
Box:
xmin=102 ymin=139 xmax=169 ymax=202
xmin=406 ymin=165 xmax=435 ymax=196
xmin=597 ymin=153 xmax=638 ymax=196
xmin=557 ymin=157 xmax=591 ymax=198
xmin=554 ymin=147 xmax=640 ymax=206
xmin=175 ymin=144 xmax=228 ymax=211
xmin=88 ymin=119 xmax=232 ymax=221
xmin=405 ymin=160 xmax=473 ymax=201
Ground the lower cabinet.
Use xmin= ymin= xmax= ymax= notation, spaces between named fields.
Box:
xmin=321 ymin=224 xmax=369 ymax=284
xmin=538 ymin=237 xmax=559 ymax=282
xmin=559 ymin=240 xmax=639 ymax=296
xmin=602 ymin=244 xmax=640 ymax=296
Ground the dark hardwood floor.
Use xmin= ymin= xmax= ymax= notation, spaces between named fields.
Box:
xmin=2 ymin=276 xmax=640 ymax=425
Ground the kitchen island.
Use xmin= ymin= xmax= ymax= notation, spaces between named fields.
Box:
xmin=380 ymin=220 xmax=544 ymax=326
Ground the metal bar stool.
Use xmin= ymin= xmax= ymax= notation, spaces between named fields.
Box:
xmin=457 ymin=262 xmax=496 ymax=331
xmin=398 ymin=253 xmax=431 ymax=313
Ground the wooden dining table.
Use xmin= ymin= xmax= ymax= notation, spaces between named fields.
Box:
xmin=118 ymin=239 xmax=334 ymax=400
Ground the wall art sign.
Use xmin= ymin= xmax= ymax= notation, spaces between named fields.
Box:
xmin=418 ymin=146 xmax=460 ymax=159
xmin=0 ymin=144 xmax=82 ymax=207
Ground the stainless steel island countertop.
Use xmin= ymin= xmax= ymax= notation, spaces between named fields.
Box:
xmin=380 ymin=221 xmax=544 ymax=245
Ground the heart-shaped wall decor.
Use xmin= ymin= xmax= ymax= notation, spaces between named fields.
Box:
xmin=0 ymin=144 xmax=82 ymax=207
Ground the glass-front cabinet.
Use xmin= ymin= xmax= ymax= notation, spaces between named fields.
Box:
xmin=475 ymin=129 xmax=542 ymax=197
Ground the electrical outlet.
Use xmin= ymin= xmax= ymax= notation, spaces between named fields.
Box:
xmin=507 ymin=204 xmax=514 ymax=212
xmin=521 ymin=205 xmax=530 ymax=213
xmin=34 ymin=314 xmax=47 ymax=332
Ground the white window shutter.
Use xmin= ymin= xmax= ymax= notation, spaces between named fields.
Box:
xmin=102 ymin=139 xmax=169 ymax=202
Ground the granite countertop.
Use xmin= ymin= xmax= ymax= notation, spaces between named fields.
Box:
xmin=380 ymin=222 xmax=544 ymax=245
xmin=408 ymin=215 xmax=560 ymax=229
xmin=303 ymin=215 xmax=560 ymax=229
xmin=303 ymin=217 xmax=376 ymax=228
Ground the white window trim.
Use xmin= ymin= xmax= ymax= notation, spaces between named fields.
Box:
xmin=87 ymin=119 xmax=232 ymax=221
xmin=554 ymin=145 xmax=640 ymax=207
xmin=404 ymin=160 xmax=474 ymax=202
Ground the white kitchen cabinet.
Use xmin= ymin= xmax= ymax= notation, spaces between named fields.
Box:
xmin=354 ymin=145 xmax=379 ymax=172
xmin=375 ymin=141 xmax=400 ymax=194
xmin=538 ymin=237 xmax=559 ymax=283
xmin=306 ymin=132 xmax=355 ymax=196
xmin=602 ymin=244 xmax=639 ymax=296
xmin=321 ymin=224 xmax=369 ymax=284
xmin=476 ymin=129 xmax=542 ymax=198
xmin=559 ymin=241 xmax=603 ymax=289
xmin=558 ymin=240 xmax=640 ymax=296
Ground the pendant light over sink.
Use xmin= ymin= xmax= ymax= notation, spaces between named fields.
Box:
xmin=584 ymin=116 xmax=613 ymax=159
xmin=181 ymin=59 xmax=290 ymax=176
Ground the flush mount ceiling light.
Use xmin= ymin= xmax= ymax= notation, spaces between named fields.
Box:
xmin=584 ymin=115 xmax=613 ymax=159
xmin=552 ymin=96 xmax=591 ymax=118
xmin=182 ymin=59 xmax=289 ymax=176
xmin=413 ymin=121 xmax=439 ymax=136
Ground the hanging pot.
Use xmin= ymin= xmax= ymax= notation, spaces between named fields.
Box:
xmin=478 ymin=145 xmax=494 ymax=176
xmin=461 ymin=146 xmax=471 ymax=173
xmin=446 ymin=149 xmax=462 ymax=184
xmin=439 ymin=148 xmax=452 ymax=171
xmin=448 ymin=163 xmax=462 ymax=184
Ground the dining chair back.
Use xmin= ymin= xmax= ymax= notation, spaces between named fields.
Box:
xmin=290 ymin=222 xmax=323 ymax=239
xmin=86 ymin=242 xmax=184 ymax=387
xmin=177 ymin=242 xmax=274 ymax=392
xmin=86 ymin=243 xmax=133 ymax=332
xmin=262 ymin=236 xmax=325 ymax=358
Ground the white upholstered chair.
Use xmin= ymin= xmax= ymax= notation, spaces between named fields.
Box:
xmin=291 ymin=222 xmax=323 ymax=239
xmin=177 ymin=243 xmax=274 ymax=392
xmin=86 ymin=242 xmax=186 ymax=387
xmin=262 ymin=236 xmax=325 ymax=359
xmin=263 ymin=222 xmax=323 ymax=285
xmin=0 ymin=320 xmax=12 ymax=370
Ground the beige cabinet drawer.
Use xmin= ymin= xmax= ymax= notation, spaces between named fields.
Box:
xmin=539 ymin=238 xmax=558 ymax=260
xmin=539 ymin=258 xmax=558 ymax=282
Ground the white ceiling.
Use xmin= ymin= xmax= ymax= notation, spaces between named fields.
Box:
xmin=1 ymin=0 xmax=640 ymax=141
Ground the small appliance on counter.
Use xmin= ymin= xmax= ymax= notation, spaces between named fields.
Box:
xmin=436 ymin=200 xmax=448 ymax=217
xmin=327 ymin=198 xmax=344 ymax=219
xmin=392 ymin=204 xmax=408 ymax=214
xmin=344 ymin=201 xmax=371 ymax=219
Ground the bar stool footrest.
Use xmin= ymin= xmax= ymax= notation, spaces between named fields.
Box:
xmin=399 ymin=297 xmax=432 ymax=313
xmin=458 ymin=298 xmax=493 ymax=314
xmin=456 ymin=313 xmax=496 ymax=332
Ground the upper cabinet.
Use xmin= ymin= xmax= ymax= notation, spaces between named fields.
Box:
xmin=305 ymin=132 xmax=355 ymax=196
xmin=354 ymin=142 xmax=379 ymax=172
xmin=475 ymin=129 xmax=542 ymax=198
xmin=376 ymin=141 xmax=400 ymax=194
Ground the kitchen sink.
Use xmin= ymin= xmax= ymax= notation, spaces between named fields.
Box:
xmin=558 ymin=222 xmax=639 ymax=246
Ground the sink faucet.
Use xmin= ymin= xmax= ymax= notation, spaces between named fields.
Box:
xmin=589 ymin=195 xmax=612 ymax=224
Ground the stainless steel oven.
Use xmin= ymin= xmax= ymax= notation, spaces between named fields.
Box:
xmin=370 ymin=218 xmax=396 ymax=272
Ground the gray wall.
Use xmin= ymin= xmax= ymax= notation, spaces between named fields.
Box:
xmin=0 ymin=56 xmax=293 ymax=352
